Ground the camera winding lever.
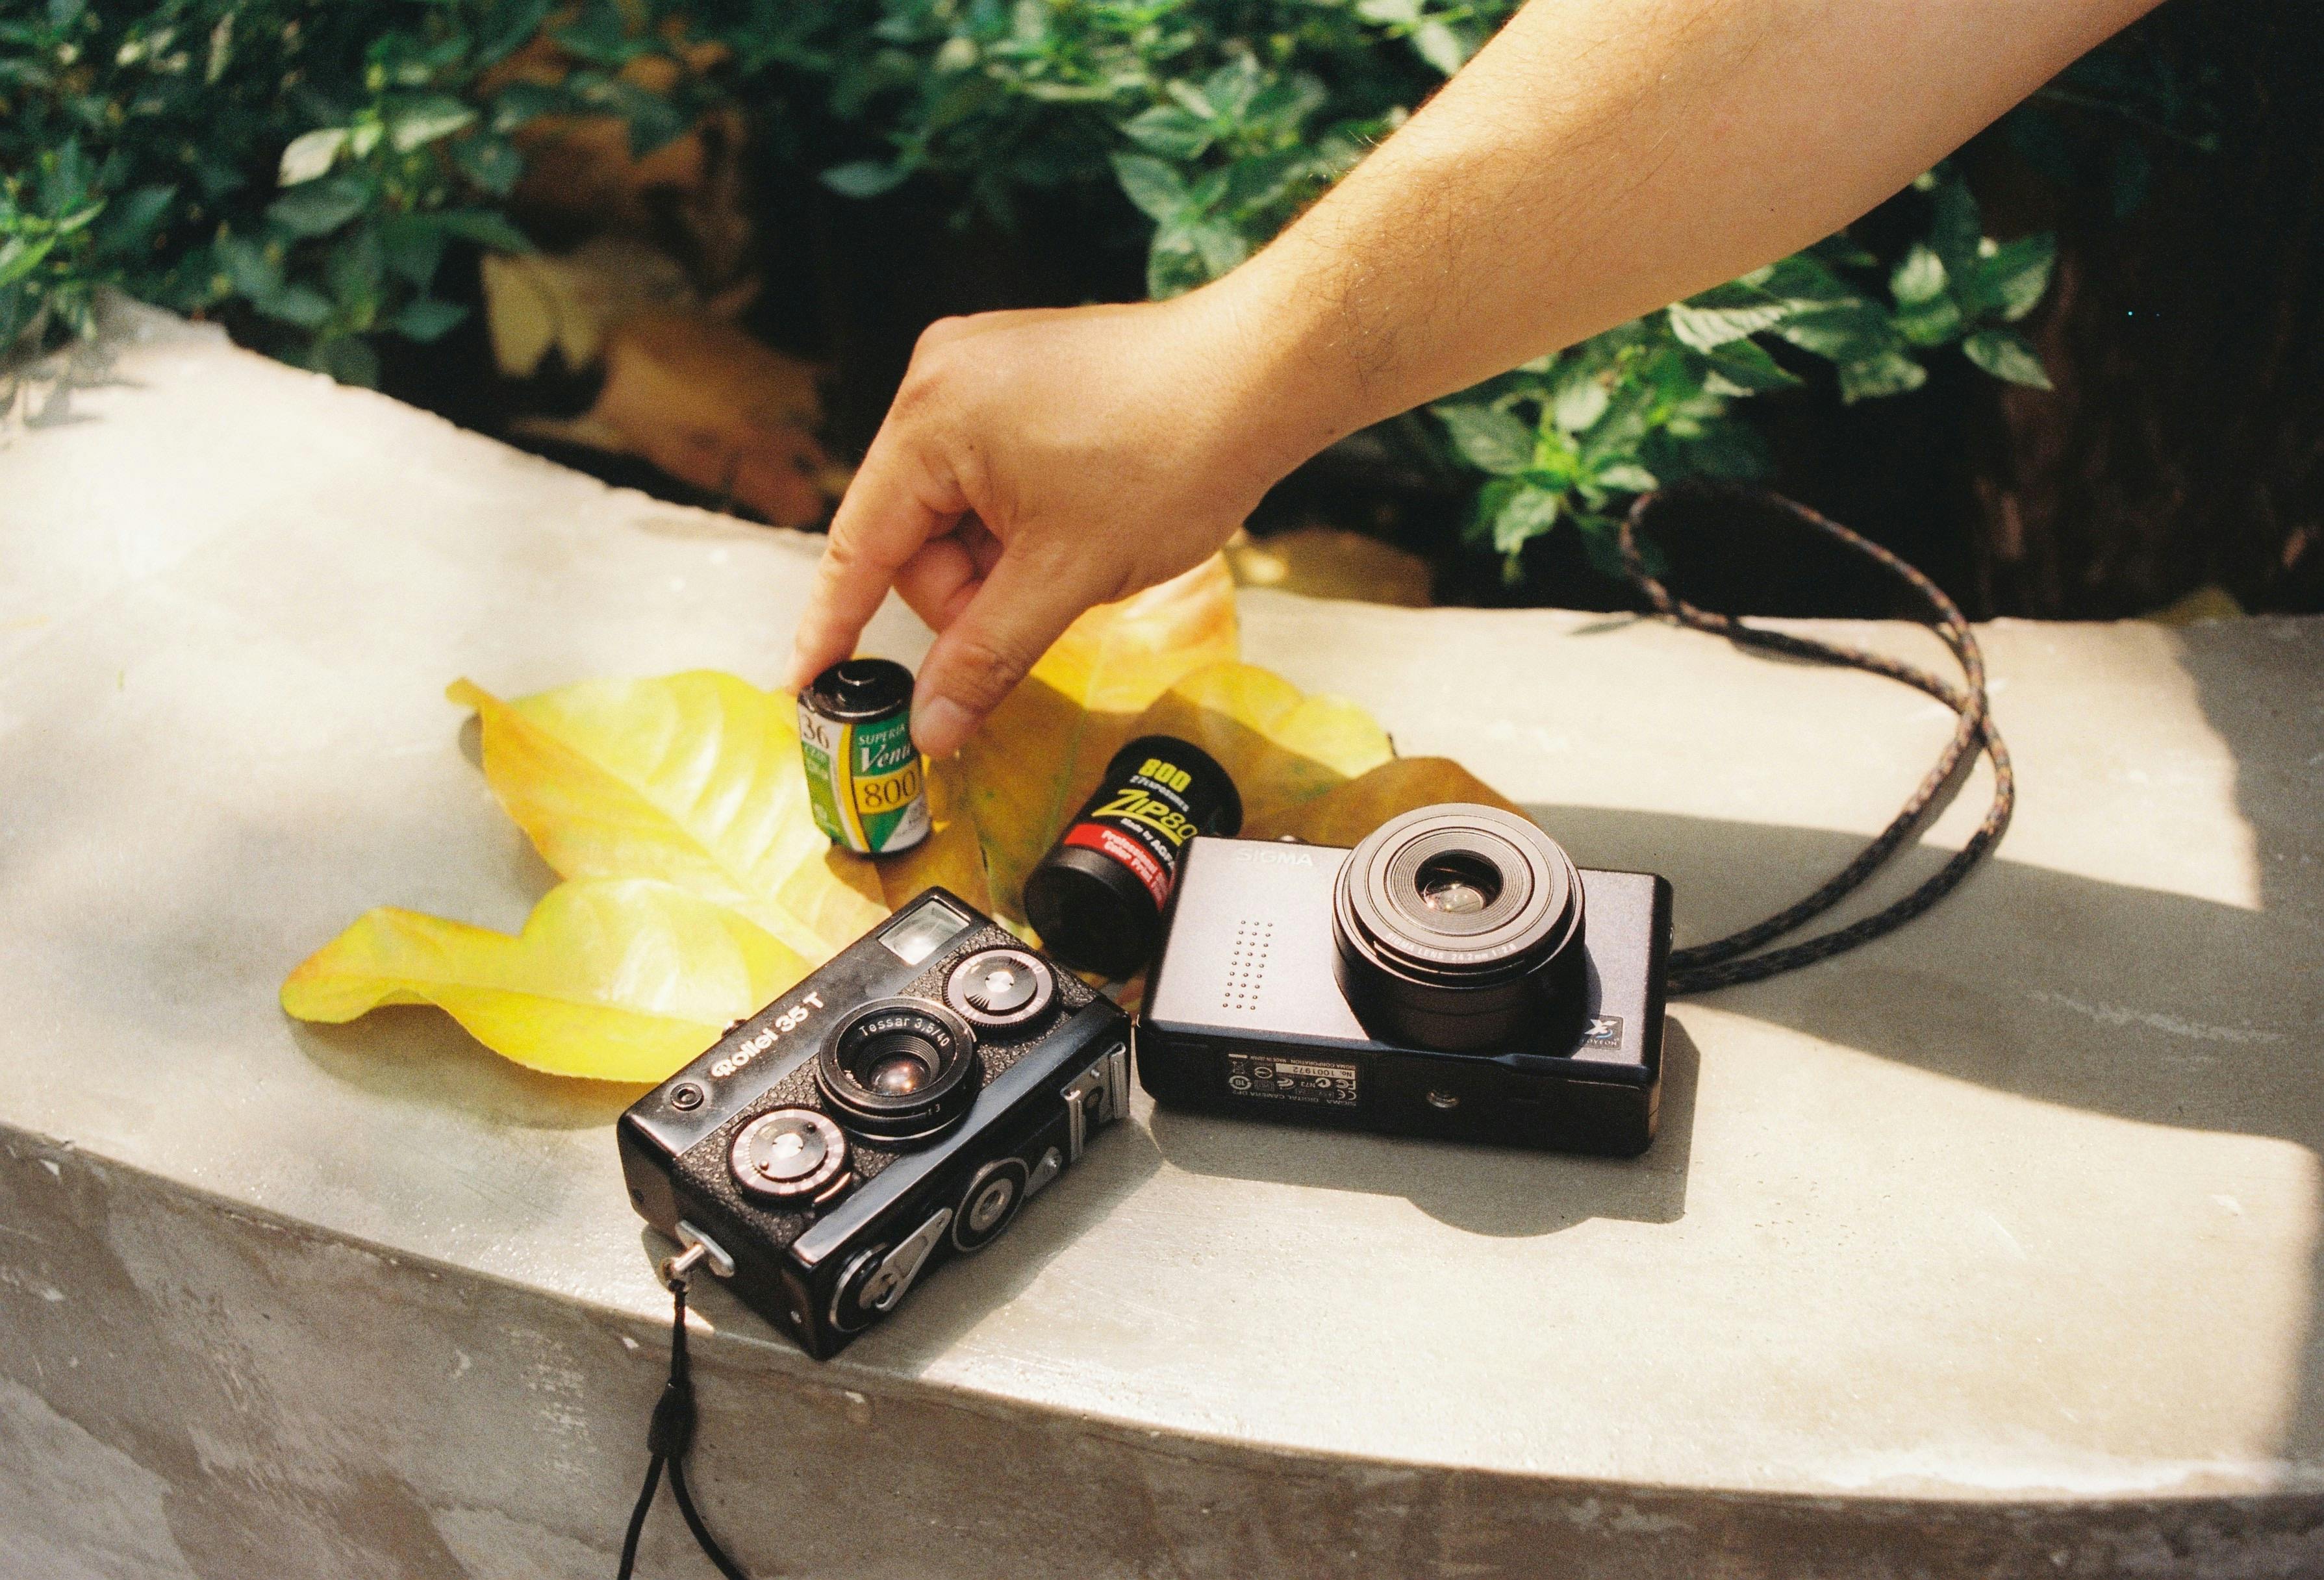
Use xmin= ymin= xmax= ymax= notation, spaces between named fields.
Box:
xmin=1618 ymin=482 xmax=2016 ymax=994
xmin=618 ymin=1251 xmax=752 ymax=1580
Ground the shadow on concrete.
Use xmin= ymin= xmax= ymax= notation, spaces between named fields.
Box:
xmin=292 ymin=1014 xmax=644 ymax=1132
xmin=829 ymin=1105 xmax=1168 ymax=1372
xmin=1522 ymin=803 xmax=2310 ymax=1147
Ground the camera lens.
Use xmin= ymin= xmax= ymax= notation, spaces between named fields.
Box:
xmin=1331 ymin=803 xmax=1588 ymax=1052
xmin=818 ymin=999 xmax=980 ymax=1142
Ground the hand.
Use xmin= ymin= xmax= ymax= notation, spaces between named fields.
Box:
xmin=785 ymin=284 xmax=1316 ymax=758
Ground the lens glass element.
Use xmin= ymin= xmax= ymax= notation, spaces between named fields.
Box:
xmin=1416 ymin=852 xmax=1500 ymax=916
xmin=818 ymin=999 xmax=979 ymax=1141
xmin=861 ymin=1042 xmax=933 ymax=1094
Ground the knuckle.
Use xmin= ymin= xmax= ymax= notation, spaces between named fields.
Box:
xmin=914 ymin=314 xmax=975 ymax=355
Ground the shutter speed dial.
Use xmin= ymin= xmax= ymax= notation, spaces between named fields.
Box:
xmin=730 ymin=1107 xmax=850 ymax=1201
xmin=944 ymin=947 xmax=1055 ymax=1030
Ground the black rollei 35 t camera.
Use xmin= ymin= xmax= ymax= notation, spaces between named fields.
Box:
xmin=618 ymin=890 xmax=1131 ymax=1358
xmin=1138 ymin=805 xmax=1673 ymax=1156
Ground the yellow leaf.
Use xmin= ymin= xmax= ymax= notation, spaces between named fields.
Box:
xmin=1274 ymin=756 xmax=1526 ymax=849
xmin=449 ymin=671 xmax=881 ymax=961
xmin=280 ymin=879 xmax=805 ymax=1083
xmin=1131 ymin=661 xmax=1393 ymax=836
xmin=959 ymin=555 xmax=1239 ymax=914
xmin=871 ymin=751 xmax=991 ymax=914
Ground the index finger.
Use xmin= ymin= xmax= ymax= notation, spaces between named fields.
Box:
xmin=785 ymin=425 xmax=969 ymax=690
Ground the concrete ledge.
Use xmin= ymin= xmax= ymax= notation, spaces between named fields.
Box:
xmin=3 ymin=301 xmax=2321 ymax=1577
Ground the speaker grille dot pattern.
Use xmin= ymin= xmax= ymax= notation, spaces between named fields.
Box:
xmin=1222 ymin=919 xmax=1273 ymax=1012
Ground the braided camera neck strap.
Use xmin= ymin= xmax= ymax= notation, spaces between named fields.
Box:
xmin=1617 ymin=482 xmax=2015 ymax=996
xmin=618 ymin=1267 xmax=751 ymax=1580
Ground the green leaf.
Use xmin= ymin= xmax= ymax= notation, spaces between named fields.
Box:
xmin=1201 ymin=59 xmax=1261 ymax=121
xmin=1411 ymin=19 xmax=1469 ymax=75
xmin=433 ymin=209 xmax=534 ymax=253
xmin=1962 ymin=328 xmax=2052 ymax=390
xmin=390 ymin=97 xmax=479 ymax=154
xmin=1755 ymin=253 xmax=1853 ymax=307
xmin=379 ymin=216 xmax=448 ymax=287
xmin=1667 ymin=295 xmax=1787 ymax=351
xmin=1978 ymin=234 xmax=2056 ymax=323
xmin=279 ymin=128 xmax=349 ymax=187
xmin=1837 ymin=351 xmax=1928 ymax=404
xmin=1356 ymin=0 xmax=1421 ymax=25
xmin=314 ymin=334 xmax=382 ymax=388
xmin=1113 ymin=154 xmax=1189 ymax=223
xmin=1121 ymin=105 xmax=1213 ymax=160
xmin=1778 ymin=301 xmax=1899 ymax=364
xmin=252 ymin=282 xmax=334 ymax=330
xmin=95 ymin=184 xmax=177 ymax=255
xmin=327 ymin=227 xmax=385 ymax=307
xmin=1432 ymin=402 xmax=1535 ymax=475
xmin=1551 ymin=372 xmax=1610 ymax=434
xmin=1465 ymin=477 xmax=1519 ymax=545
xmin=1219 ymin=151 xmax=1302 ymax=214
xmin=0 ymin=235 xmax=58 ymax=289
xmin=1187 ymin=221 xmax=1250 ymax=279
xmin=454 ymin=136 xmax=525 ymax=198
xmin=612 ymin=84 xmax=690 ymax=157
xmin=1892 ymin=293 xmax=1964 ymax=347
xmin=267 ymin=174 xmax=370 ymax=239
xmin=1589 ymin=462 xmax=1659 ymax=496
xmin=821 ymin=160 xmax=911 ymax=199
xmin=1889 ymin=244 xmax=1947 ymax=307
xmin=1697 ymin=337 xmax=1802 ymax=393
xmin=1489 ymin=483 xmax=1562 ymax=555
xmin=1928 ymin=175 xmax=1982 ymax=272
xmin=216 ymin=234 xmax=283 ymax=299
xmin=477 ymin=0 xmax=554 ymax=66
xmin=392 ymin=297 xmax=469 ymax=342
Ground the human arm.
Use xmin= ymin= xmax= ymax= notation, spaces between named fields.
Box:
xmin=787 ymin=0 xmax=2161 ymax=757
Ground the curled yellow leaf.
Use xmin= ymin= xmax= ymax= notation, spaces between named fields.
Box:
xmin=1273 ymin=756 xmax=1526 ymax=849
xmin=281 ymin=878 xmax=805 ymax=1083
xmin=1130 ymin=661 xmax=1394 ymax=836
xmin=449 ymin=670 xmax=988 ymax=957
xmin=961 ymin=555 xmax=1239 ymax=914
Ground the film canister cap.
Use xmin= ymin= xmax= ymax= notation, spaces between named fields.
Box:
xmin=1024 ymin=734 xmax=1241 ymax=980
xmin=803 ymin=658 xmax=914 ymax=720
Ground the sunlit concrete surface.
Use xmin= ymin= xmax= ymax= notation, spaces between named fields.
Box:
xmin=2 ymin=300 xmax=2320 ymax=1577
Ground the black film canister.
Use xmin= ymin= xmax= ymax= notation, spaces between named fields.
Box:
xmin=1024 ymin=735 xmax=1242 ymax=979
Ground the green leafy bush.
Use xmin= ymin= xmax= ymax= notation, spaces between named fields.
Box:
xmin=5 ymin=0 xmax=2121 ymax=575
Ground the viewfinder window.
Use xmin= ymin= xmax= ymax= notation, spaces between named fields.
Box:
xmin=879 ymin=897 xmax=970 ymax=964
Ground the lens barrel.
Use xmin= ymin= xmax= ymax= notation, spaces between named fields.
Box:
xmin=816 ymin=998 xmax=980 ymax=1142
xmin=1330 ymin=804 xmax=1588 ymax=1051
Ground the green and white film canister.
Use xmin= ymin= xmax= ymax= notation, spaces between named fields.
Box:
xmin=797 ymin=658 xmax=931 ymax=855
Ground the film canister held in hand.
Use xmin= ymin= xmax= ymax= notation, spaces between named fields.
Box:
xmin=797 ymin=658 xmax=930 ymax=855
xmin=1024 ymin=735 xmax=1242 ymax=978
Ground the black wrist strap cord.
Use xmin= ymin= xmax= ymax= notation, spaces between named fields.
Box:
xmin=620 ymin=1261 xmax=751 ymax=1580
xmin=1618 ymin=482 xmax=2015 ymax=996
xmin=613 ymin=483 xmax=2014 ymax=1575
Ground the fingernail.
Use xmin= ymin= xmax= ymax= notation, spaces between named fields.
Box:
xmin=914 ymin=697 xmax=974 ymax=757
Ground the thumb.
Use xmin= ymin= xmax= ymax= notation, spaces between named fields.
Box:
xmin=910 ymin=551 xmax=1104 ymax=757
